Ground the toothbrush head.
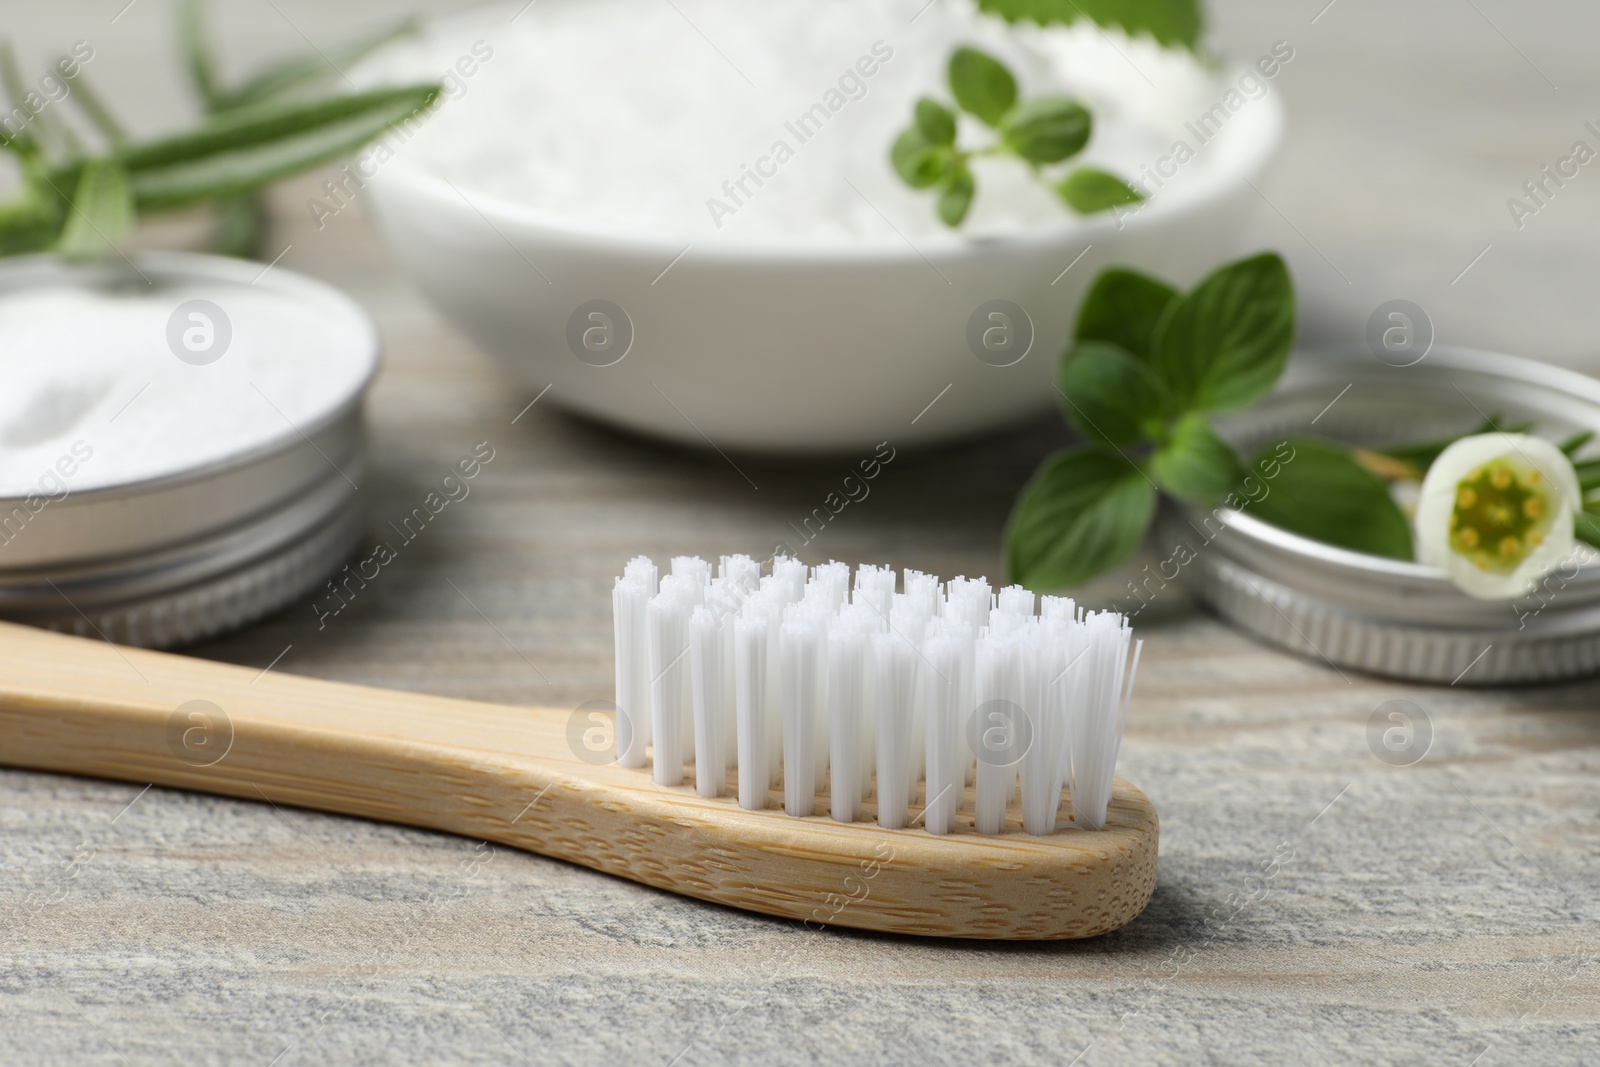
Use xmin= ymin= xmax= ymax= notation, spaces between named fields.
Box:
xmin=603 ymin=553 xmax=1160 ymax=937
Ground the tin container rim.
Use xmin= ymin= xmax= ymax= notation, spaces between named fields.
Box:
xmin=0 ymin=250 xmax=380 ymax=504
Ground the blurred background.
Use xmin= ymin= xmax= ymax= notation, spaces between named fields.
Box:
xmin=9 ymin=0 xmax=1600 ymax=359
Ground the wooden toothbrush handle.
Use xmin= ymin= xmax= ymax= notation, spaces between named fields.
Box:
xmin=0 ymin=621 xmax=1159 ymax=939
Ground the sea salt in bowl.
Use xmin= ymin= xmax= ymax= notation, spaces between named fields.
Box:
xmin=356 ymin=0 xmax=1284 ymax=452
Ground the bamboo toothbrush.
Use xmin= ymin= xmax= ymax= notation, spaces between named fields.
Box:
xmin=0 ymin=556 xmax=1158 ymax=940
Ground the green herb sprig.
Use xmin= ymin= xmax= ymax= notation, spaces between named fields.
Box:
xmin=890 ymin=45 xmax=1142 ymax=228
xmin=1005 ymin=253 xmax=1600 ymax=590
xmin=0 ymin=1 xmax=434 ymax=262
xmin=1004 ymin=253 xmax=1416 ymax=588
xmin=177 ymin=0 xmax=419 ymax=257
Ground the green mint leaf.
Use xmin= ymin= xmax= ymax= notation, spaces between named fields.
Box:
xmin=1150 ymin=251 xmax=1294 ymax=414
xmin=914 ymin=97 xmax=957 ymax=145
xmin=1074 ymin=267 xmax=1178 ymax=361
xmin=890 ymin=128 xmax=951 ymax=189
xmin=1057 ymin=340 xmax=1169 ymax=445
xmin=112 ymin=84 xmax=439 ymax=210
xmin=948 ymin=46 xmax=1016 ymax=128
xmin=937 ymin=165 xmax=975 ymax=227
xmin=1245 ymin=438 xmax=1413 ymax=560
xmin=55 ymin=158 xmax=134 ymax=261
xmin=977 ymin=0 xmax=1203 ymax=51
xmin=1058 ymin=167 xmax=1143 ymax=214
xmin=1149 ymin=413 xmax=1245 ymax=502
xmin=1005 ymin=447 xmax=1156 ymax=589
xmin=217 ymin=18 xmax=419 ymax=111
xmin=1000 ymin=98 xmax=1090 ymax=163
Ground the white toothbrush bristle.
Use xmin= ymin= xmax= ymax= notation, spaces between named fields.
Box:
xmin=612 ymin=561 xmax=655 ymax=768
xmin=780 ymin=613 xmax=821 ymax=817
xmin=612 ymin=556 xmax=1141 ymax=835
xmin=646 ymin=579 xmax=692 ymax=787
xmin=733 ymin=614 xmax=769 ymax=809
xmin=689 ymin=605 xmax=727 ymax=798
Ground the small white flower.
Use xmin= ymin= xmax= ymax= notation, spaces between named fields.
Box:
xmin=1415 ymin=433 xmax=1581 ymax=600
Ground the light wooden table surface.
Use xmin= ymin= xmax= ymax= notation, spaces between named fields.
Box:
xmin=3 ymin=2 xmax=1599 ymax=1064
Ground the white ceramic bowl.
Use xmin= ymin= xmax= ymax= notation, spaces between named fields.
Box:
xmin=366 ymin=86 xmax=1281 ymax=454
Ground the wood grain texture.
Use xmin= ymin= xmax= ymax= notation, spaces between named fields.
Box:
xmin=0 ymin=621 xmax=1156 ymax=939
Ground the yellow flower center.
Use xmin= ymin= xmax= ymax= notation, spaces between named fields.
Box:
xmin=1449 ymin=460 xmax=1558 ymax=574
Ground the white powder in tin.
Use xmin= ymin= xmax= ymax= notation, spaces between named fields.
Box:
xmin=0 ymin=279 xmax=374 ymax=497
xmin=358 ymin=0 xmax=1240 ymax=246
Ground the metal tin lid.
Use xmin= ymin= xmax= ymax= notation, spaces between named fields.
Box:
xmin=0 ymin=253 xmax=377 ymax=647
xmin=1174 ymin=346 xmax=1600 ymax=684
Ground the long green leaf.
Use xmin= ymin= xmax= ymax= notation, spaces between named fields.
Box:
xmin=0 ymin=40 xmax=24 ymax=108
xmin=218 ymin=18 xmax=419 ymax=111
xmin=1573 ymin=459 xmax=1600 ymax=493
xmin=1576 ymin=509 xmax=1600 ymax=550
xmin=0 ymin=41 xmax=45 ymax=157
xmin=178 ymin=0 xmax=222 ymax=108
xmin=119 ymin=85 xmax=434 ymax=170
xmin=1559 ymin=430 xmax=1594 ymax=457
xmin=55 ymin=158 xmax=134 ymax=261
xmin=0 ymin=41 xmax=29 ymax=120
xmin=978 ymin=0 xmax=1203 ymax=51
xmin=1379 ymin=415 xmax=1530 ymax=472
xmin=62 ymin=70 xmax=127 ymax=145
xmin=115 ymin=85 xmax=437 ymax=209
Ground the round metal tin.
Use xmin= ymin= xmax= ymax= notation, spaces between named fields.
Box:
xmin=0 ymin=253 xmax=377 ymax=648
xmin=1172 ymin=346 xmax=1600 ymax=684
